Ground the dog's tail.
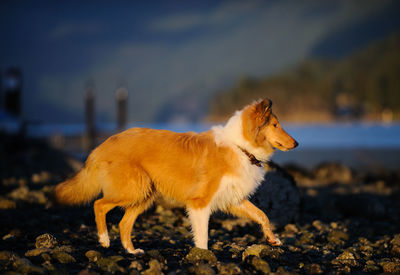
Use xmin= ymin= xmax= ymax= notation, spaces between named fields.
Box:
xmin=54 ymin=160 xmax=101 ymax=205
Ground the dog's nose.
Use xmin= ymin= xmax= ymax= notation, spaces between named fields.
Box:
xmin=294 ymin=141 xmax=299 ymax=148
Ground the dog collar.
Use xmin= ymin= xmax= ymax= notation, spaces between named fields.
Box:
xmin=237 ymin=147 xmax=263 ymax=167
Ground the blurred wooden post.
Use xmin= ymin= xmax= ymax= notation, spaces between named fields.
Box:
xmin=116 ymin=87 xmax=128 ymax=131
xmin=0 ymin=71 xmax=2 ymax=109
xmin=4 ymin=68 xmax=22 ymax=117
xmin=85 ymin=86 xmax=96 ymax=152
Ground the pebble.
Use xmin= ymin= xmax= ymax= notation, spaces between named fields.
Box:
xmin=246 ymin=256 xmax=271 ymax=273
xmin=186 ymin=247 xmax=217 ymax=264
xmin=241 ymin=244 xmax=269 ymax=261
xmin=25 ymin=247 xmax=50 ymax=257
xmin=35 ymin=233 xmax=58 ymax=249
xmin=51 ymin=251 xmax=76 ymax=263
xmin=331 ymin=251 xmax=358 ymax=267
xmin=142 ymin=259 xmax=163 ymax=275
xmin=217 ymin=263 xmax=242 ymax=275
xmin=380 ymin=261 xmax=400 ymax=273
xmin=189 ymin=263 xmax=216 ymax=275
xmin=0 ymin=197 xmax=17 ymax=209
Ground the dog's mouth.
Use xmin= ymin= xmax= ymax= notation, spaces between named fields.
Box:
xmin=272 ymin=141 xmax=298 ymax=151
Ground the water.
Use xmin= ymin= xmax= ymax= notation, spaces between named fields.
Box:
xmin=2 ymin=119 xmax=399 ymax=169
xmin=21 ymin=122 xmax=400 ymax=149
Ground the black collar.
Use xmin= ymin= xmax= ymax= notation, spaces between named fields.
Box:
xmin=238 ymin=147 xmax=263 ymax=167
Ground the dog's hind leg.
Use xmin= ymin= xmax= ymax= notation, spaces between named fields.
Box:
xmin=227 ymin=199 xmax=282 ymax=246
xmin=94 ymin=198 xmax=118 ymax=248
xmin=119 ymin=198 xmax=154 ymax=254
xmin=187 ymin=205 xmax=211 ymax=249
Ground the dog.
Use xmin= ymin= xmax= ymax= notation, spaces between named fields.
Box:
xmin=54 ymin=98 xmax=298 ymax=254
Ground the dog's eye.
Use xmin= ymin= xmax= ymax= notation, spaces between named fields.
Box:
xmin=273 ymin=123 xmax=278 ymax=128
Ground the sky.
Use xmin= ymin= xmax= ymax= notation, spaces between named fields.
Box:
xmin=1 ymin=0 xmax=400 ymax=124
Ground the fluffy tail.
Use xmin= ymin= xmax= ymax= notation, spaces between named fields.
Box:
xmin=54 ymin=165 xmax=101 ymax=205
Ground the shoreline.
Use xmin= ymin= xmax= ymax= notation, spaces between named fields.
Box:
xmin=273 ymin=147 xmax=400 ymax=171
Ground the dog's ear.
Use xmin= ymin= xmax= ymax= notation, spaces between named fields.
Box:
xmin=256 ymin=98 xmax=272 ymax=117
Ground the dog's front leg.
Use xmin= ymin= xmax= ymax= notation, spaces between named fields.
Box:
xmin=227 ymin=199 xmax=282 ymax=246
xmin=187 ymin=205 xmax=211 ymax=249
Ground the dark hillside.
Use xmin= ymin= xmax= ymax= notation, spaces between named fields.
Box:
xmin=208 ymin=34 xmax=400 ymax=122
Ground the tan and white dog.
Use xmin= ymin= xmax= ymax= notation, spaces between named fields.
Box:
xmin=55 ymin=98 xmax=298 ymax=254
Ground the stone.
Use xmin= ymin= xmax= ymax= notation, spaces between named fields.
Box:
xmin=189 ymin=263 xmax=216 ymax=275
xmin=218 ymin=263 xmax=242 ymax=275
xmin=77 ymin=269 xmax=100 ymax=275
xmin=96 ymin=256 xmax=125 ymax=273
xmin=129 ymin=260 xmax=143 ymax=271
xmin=312 ymin=220 xmax=325 ymax=231
xmin=25 ymin=247 xmax=50 ymax=257
xmin=51 ymin=251 xmax=76 ymax=263
xmin=304 ymin=263 xmax=323 ymax=274
xmin=331 ymin=251 xmax=358 ymax=267
xmin=248 ymin=257 xmax=271 ymax=274
xmin=0 ymin=197 xmax=16 ymax=209
xmin=391 ymin=234 xmax=400 ymax=247
xmin=8 ymin=186 xmax=30 ymax=201
xmin=13 ymin=257 xmax=45 ymax=274
xmin=314 ymin=162 xmax=353 ymax=184
xmin=327 ymin=230 xmax=349 ymax=246
xmin=186 ymin=247 xmax=217 ymax=264
xmin=242 ymin=244 xmax=269 ymax=261
xmin=381 ymin=261 xmax=400 ymax=273
xmin=390 ymin=234 xmax=400 ymax=256
xmin=284 ymin=224 xmax=299 ymax=233
xmin=142 ymin=259 xmax=163 ymax=275
xmin=0 ymin=250 xmax=18 ymax=261
xmin=250 ymin=161 xmax=300 ymax=227
xmin=35 ymin=233 xmax=58 ymax=249
xmin=85 ymin=250 xmax=102 ymax=262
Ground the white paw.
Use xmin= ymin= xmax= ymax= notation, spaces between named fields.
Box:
xmin=268 ymin=236 xmax=282 ymax=246
xmin=274 ymin=237 xmax=282 ymax=246
xmin=99 ymin=233 xmax=110 ymax=248
xmin=127 ymin=248 xmax=145 ymax=255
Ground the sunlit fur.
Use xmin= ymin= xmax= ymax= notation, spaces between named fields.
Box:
xmin=54 ymin=98 xmax=298 ymax=253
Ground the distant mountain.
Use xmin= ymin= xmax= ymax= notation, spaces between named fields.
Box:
xmin=208 ymin=33 xmax=400 ymax=123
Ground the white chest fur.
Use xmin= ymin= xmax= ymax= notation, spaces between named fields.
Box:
xmin=209 ymin=111 xmax=271 ymax=212
xmin=210 ymin=148 xmax=265 ymax=211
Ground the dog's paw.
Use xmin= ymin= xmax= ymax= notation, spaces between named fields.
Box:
xmin=99 ymin=233 xmax=110 ymax=248
xmin=268 ymin=237 xmax=282 ymax=246
xmin=127 ymin=248 xmax=145 ymax=255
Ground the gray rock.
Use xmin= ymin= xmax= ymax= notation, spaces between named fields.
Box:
xmin=0 ymin=250 xmax=18 ymax=261
xmin=217 ymin=263 xmax=242 ymax=275
xmin=304 ymin=263 xmax=323 ymax=274
xmin=186 ymin=247 xmax=217 ymax=264
xmin=129 ymin=260 xmax=143 ymax=271
xmin=242 ymin=244 xmax=269 ymax=261
xmin=250 ymin=161 xmax=300 ymax=227
xmin=381 ymin=261 xmax=400 ymax=273
xmin=7 ymin=186 xmax=48 ymax=204
xmin=51 ymin=251 xmax=76 ymax=263
xmin=331 ymin=251 xmax=358 ymax=267
xmin=314 ymin=162 xmax=353 ymax=184
xmin=189 ymin=263 xmax=215 ymax=275
xmin=327 ymin=230 xmax=349 ymax=246
xmin=25 ymin=247 xmax=50 ymax=257
xmin=35 ymin=233 xmax=58 ymax=249
xmin=142 ymin=259 xmax=163 ymax=275
xmin=0 ymin=197 xmax=16 ymax=209
xmin=245 ymin=256 xmax=271 ymax=274
xmin=96 ymin=256 xmax=125 ymax=273
xmin=13 ymin=256 xmax=45 ymax=274
xmin=85 ymin=250 xmax=102 ymax=262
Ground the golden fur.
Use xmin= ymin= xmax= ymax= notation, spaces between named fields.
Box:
xmin=54 ymin=98 xmax=298 ymax=253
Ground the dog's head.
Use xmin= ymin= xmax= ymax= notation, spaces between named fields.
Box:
xmin=242 ymin=98 xmax=298 ymax=154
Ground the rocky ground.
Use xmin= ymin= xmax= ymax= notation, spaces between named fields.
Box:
xmin=1 ymin=133 xmax=400 ymax=274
